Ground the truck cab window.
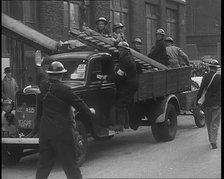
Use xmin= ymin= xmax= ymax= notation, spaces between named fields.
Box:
xmin=91 ymin=58 xmax=114 ymax=82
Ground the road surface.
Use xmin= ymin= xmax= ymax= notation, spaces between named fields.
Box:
xmin=2 ymin=115 xmax=221 ymax=178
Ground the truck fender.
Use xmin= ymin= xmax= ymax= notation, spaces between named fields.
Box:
xmin=155 ymin=95 xmax=180 ymax=123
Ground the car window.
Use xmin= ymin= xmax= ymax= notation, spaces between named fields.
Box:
xmin=90 ymin=57 xmax=114 ymax=82
xmin=57 ymin=58 xmax=87 ymax=81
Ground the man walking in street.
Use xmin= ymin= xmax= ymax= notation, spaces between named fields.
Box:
xmin=147 ymin=28 xmax=169 ymax=66
xmin=164 ymin=36 xmax=190 ymax=68
xmin=97 ymin=41 xmax=138 ymax=131
xmin=197 ymin=59 xmax=221 ymax=149
xmin=2 ymin=67 xmax=18 ymax=102
xmin=35 ymin=57 xmax=95 ymax=179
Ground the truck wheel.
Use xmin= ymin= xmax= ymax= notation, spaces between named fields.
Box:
xmin=2 ymin=146 xmax=23 ymax=166
xmin=193 ymin=108 xmax=205 ymax=128
xmin=152 ymin=103 xmax=177 ymax=142
xmin=75 ymin=121 xmax=87 ymax=167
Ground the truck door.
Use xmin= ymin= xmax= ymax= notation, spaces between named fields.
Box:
xmin=86 ymin=56 xmax=116 ymax=127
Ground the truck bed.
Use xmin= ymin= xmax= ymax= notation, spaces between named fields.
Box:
xmin=135 ymin=66 xmax=191 ymax=101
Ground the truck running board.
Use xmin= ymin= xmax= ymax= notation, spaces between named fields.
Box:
xmin=2 ymin=138 xmax=39 ymax=144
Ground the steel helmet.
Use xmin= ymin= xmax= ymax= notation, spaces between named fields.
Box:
xmin=96 ymin=17 xmax=108 ymax=25
xmin=209 ymin=59 xmax=220 ymax=68
xmin=165 ymin=36 xmax=174 ymax=43
xmin=133 ymin=38 xmax=142 ymax=44
xmin=113 ymin=23 xmax=124 ymax=30
xmin=156 ymin=28 xmax=165 ymax=36
xmin=117 ymin=41 xmax=129 ymax=49
xmin=46 ymin=61 xmax=67 ymax=74
xmin=2 ymin=99 xmax=13 ymax=105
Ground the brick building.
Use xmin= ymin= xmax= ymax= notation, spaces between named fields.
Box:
xmin=185 ymin=0 xmax=221 ymax=61
xmin=2 ymin=0 xmax=186 ymax=88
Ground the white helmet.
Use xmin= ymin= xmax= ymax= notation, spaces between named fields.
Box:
xmin=117 ymin=41 xmax=129 ymax=49
xmin=156 ymin=28 xmax=165 ymax=36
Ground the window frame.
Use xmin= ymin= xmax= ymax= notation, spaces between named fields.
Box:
xmin=110 ymin=0 xmax=129 ymax=40
xmin=145 ymin=3 xmax=159 ymax=54
xmin=166 ymin=8 xmax=178 ymax=44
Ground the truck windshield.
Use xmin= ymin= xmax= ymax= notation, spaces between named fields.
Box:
xmin=57 ymin=59 xmax=87 ymax=81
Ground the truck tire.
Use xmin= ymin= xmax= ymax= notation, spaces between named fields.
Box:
xmin=75 ymin=121 xmax=87 ymax=167
xmin=193 ymin=108 xmax=205 ymax=128
xmin=152 ymin=103 xmax=177 ymax=142
xmin=2 ymin=146 xmax=23 ymax=166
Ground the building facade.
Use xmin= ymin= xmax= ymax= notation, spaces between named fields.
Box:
xmin=185 ymin=0 xmax=221 ymax=61
xmin=2 ymin=0 xmax=186 ymax=88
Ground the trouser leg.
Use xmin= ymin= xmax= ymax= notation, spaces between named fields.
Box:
xmin=36 ymin=139 xmax=55 ymax=179
xmin=53 ymin=140 xmax=82 ymax=179
xmin=210 ymin=106 xmax=221 ymax=144
xmin=204 ymin=108 xmax=212 ymax=143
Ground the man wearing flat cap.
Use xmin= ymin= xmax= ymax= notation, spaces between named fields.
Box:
xmin=2 ymin=67 xmax=18 ymax=102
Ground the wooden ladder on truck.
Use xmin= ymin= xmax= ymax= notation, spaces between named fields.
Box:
xmin=69 ymin=27 xmax=168 ymax=71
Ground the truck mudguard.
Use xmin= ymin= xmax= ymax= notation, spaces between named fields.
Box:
xmin=155 ymin=95 xmax=180 ymax=123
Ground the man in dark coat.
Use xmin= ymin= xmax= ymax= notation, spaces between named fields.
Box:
xmin=35 ymin=58 xmax=95 ymax=179
xmin=196 ymin=59 xmax=221 ymax=149
xmin=147 ymin=28 xmax=169 ymax=66
xmin=97 ymin=41 xmax=138 ymax=131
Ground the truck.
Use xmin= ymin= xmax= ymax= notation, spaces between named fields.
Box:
xmin=2 ymin=13 xmax=205 ymax=166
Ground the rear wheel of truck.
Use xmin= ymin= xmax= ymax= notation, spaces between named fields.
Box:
xmin=75 ymin=121 xmax=87 ymax=167
xmin=2 ymin=146 xmax=23 ymax=166
xmin=193 ymin=108 xmax=205 ymax=128
xmin=152 ymin=103 xmax=177 ymax=142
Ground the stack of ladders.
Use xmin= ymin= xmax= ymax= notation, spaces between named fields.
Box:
xmin=69 ymin=27 xmax=168 ymax=71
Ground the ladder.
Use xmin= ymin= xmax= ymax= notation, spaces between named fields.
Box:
xmin=69 ymin=26 xmax=168 ymax=70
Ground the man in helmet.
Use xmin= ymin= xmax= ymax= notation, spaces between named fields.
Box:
xmin=164 ymin=36 xmax=190 ymax=68
xmin=95 ymin=17 xmax=110 ymax=36
xmin=111 ymin=22 xmax=126 ymax=45
xmin=34 ymin=58 xmax=95 ymax=179
xmin=147 ymin=28 xmax=169 ymax=66
xmin=196 ymin=59 xmax=221 ymax=149
xmin=132 ymin=38 xmax=143 ymax=53
xmin=97 ymin=41 xmax=138 ymax=131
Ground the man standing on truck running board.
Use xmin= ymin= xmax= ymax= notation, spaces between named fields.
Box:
xmin=97 ymin=41 xmax=139 ymax=131
xmin=34 ymin=56 xmax=95 ymax=179
xmin=147 ymin=28 xmax=169 ymax=66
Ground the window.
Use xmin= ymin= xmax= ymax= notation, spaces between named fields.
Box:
xmin=145 ymin=3 xmax=159 ymax=54
xmin=70 ymin=2 xmax=80 ymax=29
xmin=110 ymin=0 xmax=128 ymax=38
xmin=23 ymin=1 xmax=36 ymax=24
xmin=64 ymin=1 xmax=90 ymax=31
xmin=166 ymin=8 xmax=177 ymax=44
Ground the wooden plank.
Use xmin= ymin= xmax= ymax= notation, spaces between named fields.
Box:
xmin=84 ymin=36 xmax=94 ymax=40
xmin=166 ymin=68 xmax=179 ymax=94
xmin=178 ymin=66 xmax=191 ymax=91
xmin=97 ymin=42 xmax=105 ymax=46
xmin=153 ymin=70 xmax=166 ymax=97
xmin=136 ymin=72 xmax=153 ymax=101
xmin=2 ymin=13 xmax=58 ymax=52
xmin=130 ymin=49 xmax=168 ymax=70
xmin=103 ymin=44 xmax=111 ymax=48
